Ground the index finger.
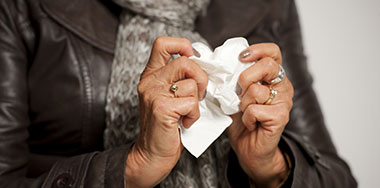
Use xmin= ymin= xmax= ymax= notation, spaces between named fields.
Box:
xmin=147 ymin=36 xmax=194 ymax=71
xmin=161 ymin=57 xmax=208 ymax=99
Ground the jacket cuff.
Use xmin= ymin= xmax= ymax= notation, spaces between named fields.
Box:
xmin=225 ymin=132 xmax=317 ymax=188
xmin=42 ymin=144 xmax=133 ymax=188
xmin=226 ymin=149 xmax=250 ymax=187
xmin=226 ymin=138 xmax=292 ymax=188
xmin=85 ymin=144 xmax=133 ymax=188
xmin=281 ymin=130 xmax=330 ymax=187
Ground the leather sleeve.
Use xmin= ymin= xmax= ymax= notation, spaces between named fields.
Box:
xmin=226 ymin=0 xmax=357 ymax=187
xmin=277 ymin=1 xmax=357 ymax=187
xmin=0 ymin=1 xmax=130 ymax=187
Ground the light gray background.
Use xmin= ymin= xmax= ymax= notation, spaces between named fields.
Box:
xmin=295 ymin=0 xmax=380 ymax=187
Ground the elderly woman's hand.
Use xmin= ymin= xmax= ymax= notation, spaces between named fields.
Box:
xmin=228 ymin=43 xmax=294 ymax=188
xmin=125 ymin=36 xmax=208 ymax=187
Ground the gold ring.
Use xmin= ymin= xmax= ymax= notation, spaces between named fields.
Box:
xmin=264 ymin=86 xmax=277 ymax=105
xmin=170 ymin=83 xmax=178 ymax=98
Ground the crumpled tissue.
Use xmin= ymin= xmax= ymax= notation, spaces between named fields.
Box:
xmin=179 ymin=37 xmax=254 ymax=158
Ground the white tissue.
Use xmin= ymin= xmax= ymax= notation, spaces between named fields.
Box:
xmin=179 ymin=37 xmax=254 ymax=158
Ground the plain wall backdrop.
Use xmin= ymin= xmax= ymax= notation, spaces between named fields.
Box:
xmin=295 ymin=0 xmax=380 ymax=187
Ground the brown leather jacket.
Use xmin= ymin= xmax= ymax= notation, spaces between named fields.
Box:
xmin=0 ymin=0 xmax=357 ymax=187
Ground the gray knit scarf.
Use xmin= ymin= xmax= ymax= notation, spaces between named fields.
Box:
xmin=104 ymin=0 xmax=230 ymax=187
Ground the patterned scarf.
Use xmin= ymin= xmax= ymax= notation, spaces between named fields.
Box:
xmin=104 ymin=0 xmax=231 ymax=187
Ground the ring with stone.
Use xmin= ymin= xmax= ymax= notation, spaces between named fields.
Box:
xmin=270 ymin=64 xmax=286 ymax=84
xmin=264 ymin=86 xmax=278 ymax=105
xmin=170 ymin=83 xmax=179 ymax=98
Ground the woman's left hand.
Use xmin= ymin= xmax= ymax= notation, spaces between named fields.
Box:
xmin=227 ymin=43 xmax=294 ymax=188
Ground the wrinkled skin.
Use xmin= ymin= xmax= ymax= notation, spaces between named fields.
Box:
xmin=125 ymin=37 xmax=294 ymax=188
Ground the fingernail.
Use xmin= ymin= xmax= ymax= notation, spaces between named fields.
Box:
xmin=236 ymin=85 xmax=242 ymax=96
xmin=199 ymin=89 xmax=207 ymax=101
xmin=192 ymin=47 xmax=201 ymax=58
xmin=239 ymin=50 xmax=251 ymax=59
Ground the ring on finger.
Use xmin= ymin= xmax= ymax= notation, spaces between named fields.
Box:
xmin=270 ymin=64 xmax=286 ymax=84
xmin=264 ymin=86 xmax=277 ymax=105
xmin=170 ymin=83 xmax=179 ymax=98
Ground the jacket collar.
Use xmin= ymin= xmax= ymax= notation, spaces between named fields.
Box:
xmin=41 ymin=0 xmax=270 ymax=53
xmin=196 ymin=0 xmax=272 ymax=48
xmin=41 ymin=0 xmax=120 ymax=54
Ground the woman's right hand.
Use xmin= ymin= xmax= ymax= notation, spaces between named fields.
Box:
xmin=124 ymin=36 xmax=208 ymax=188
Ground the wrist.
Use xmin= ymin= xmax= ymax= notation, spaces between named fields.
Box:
xmin=244 ymin=148 xmax=289 ymax=188
xmin=125 ymin=145 xmax=148 ymax=188
xmin=125 ymin=145 xmax=172 ymax=188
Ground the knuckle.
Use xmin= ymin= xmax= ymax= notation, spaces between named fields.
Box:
xmin=241 ymin=116 xmax=250 ymax=127
xmin=278 ymin=107 xmax=290 ymax=124
xmin=198 ymin=78 xmax=208 ymax=92
xmin=153 ymin=36 xmax=168 ymax=50
xmin=189 ymin=98 xmax=199 ymax=109
xmin=176 ymin=56 xmax=189 ymax=64
xmin=246 ymin=104 xmax=256 ymax=116
xmin=187 ymin=98 xmax=200 ymax=119
xmin=140 ymin=91 xmax=151 ymax=105
xmin=137 ymin=81 xmax=149 ymax=103
xmin=242 ymin=107 xmax=255 ymax=126
xmin=181 ymin=38 xmax=192 ymax=48
xmin=199 ymin=74 xmax=208 ymax=86
xmin=137 ymin=79 xmax=149 ymax=94
xmin=151 ymin=97 xmax=168 ymax=115
xmin=263 ymin=59 xmax=278 ymax=78
xmin=247 ymin=84 xmax=261 ymax=97
xmin=187 ymin=79 xmax=198 ymax=92
xmin=190 ymin=62 xmax=207 ymax=83
xmin=273 ymin=43 xmax=282 ymax=60
xmin=137 ymin=82 xmax=144 ymax=94
xmin=154 ymin=36 xmax=166 ymax=46
xmin=193 ymin=106 xmax=200 ymax=120
xmin=178 ymin=59 xmax=192 ymax=72
xmin=266 ymin=58 xmax=278 ymax=70
xmin=201 ymin=70 xmax=209 ymax=83
xmin=261 ymin=57 xmax=271 ymax=63
xmin=270 ymin=43 xmax=281 ymax=53
xmin=238 ymin=72 xmax=249 ymax=87
xmin=260 ymin=57 xmax=270 ymax=66
xmin=139 ymin=82 xmax=163 ymax=105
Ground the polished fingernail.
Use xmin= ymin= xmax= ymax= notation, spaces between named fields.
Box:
xmin=236 ymin=85 xmax=242 ymax=96
xmin=239 ymin=50 xmax=251 ymax=59
xmin=192 ymin=47 xmax=201 ymax=58
xmin=199 ymin=89 xmax=207 ymax=101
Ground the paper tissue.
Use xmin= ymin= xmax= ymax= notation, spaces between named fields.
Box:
xmin=179 ymin=37 xmax=255 ymax=158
